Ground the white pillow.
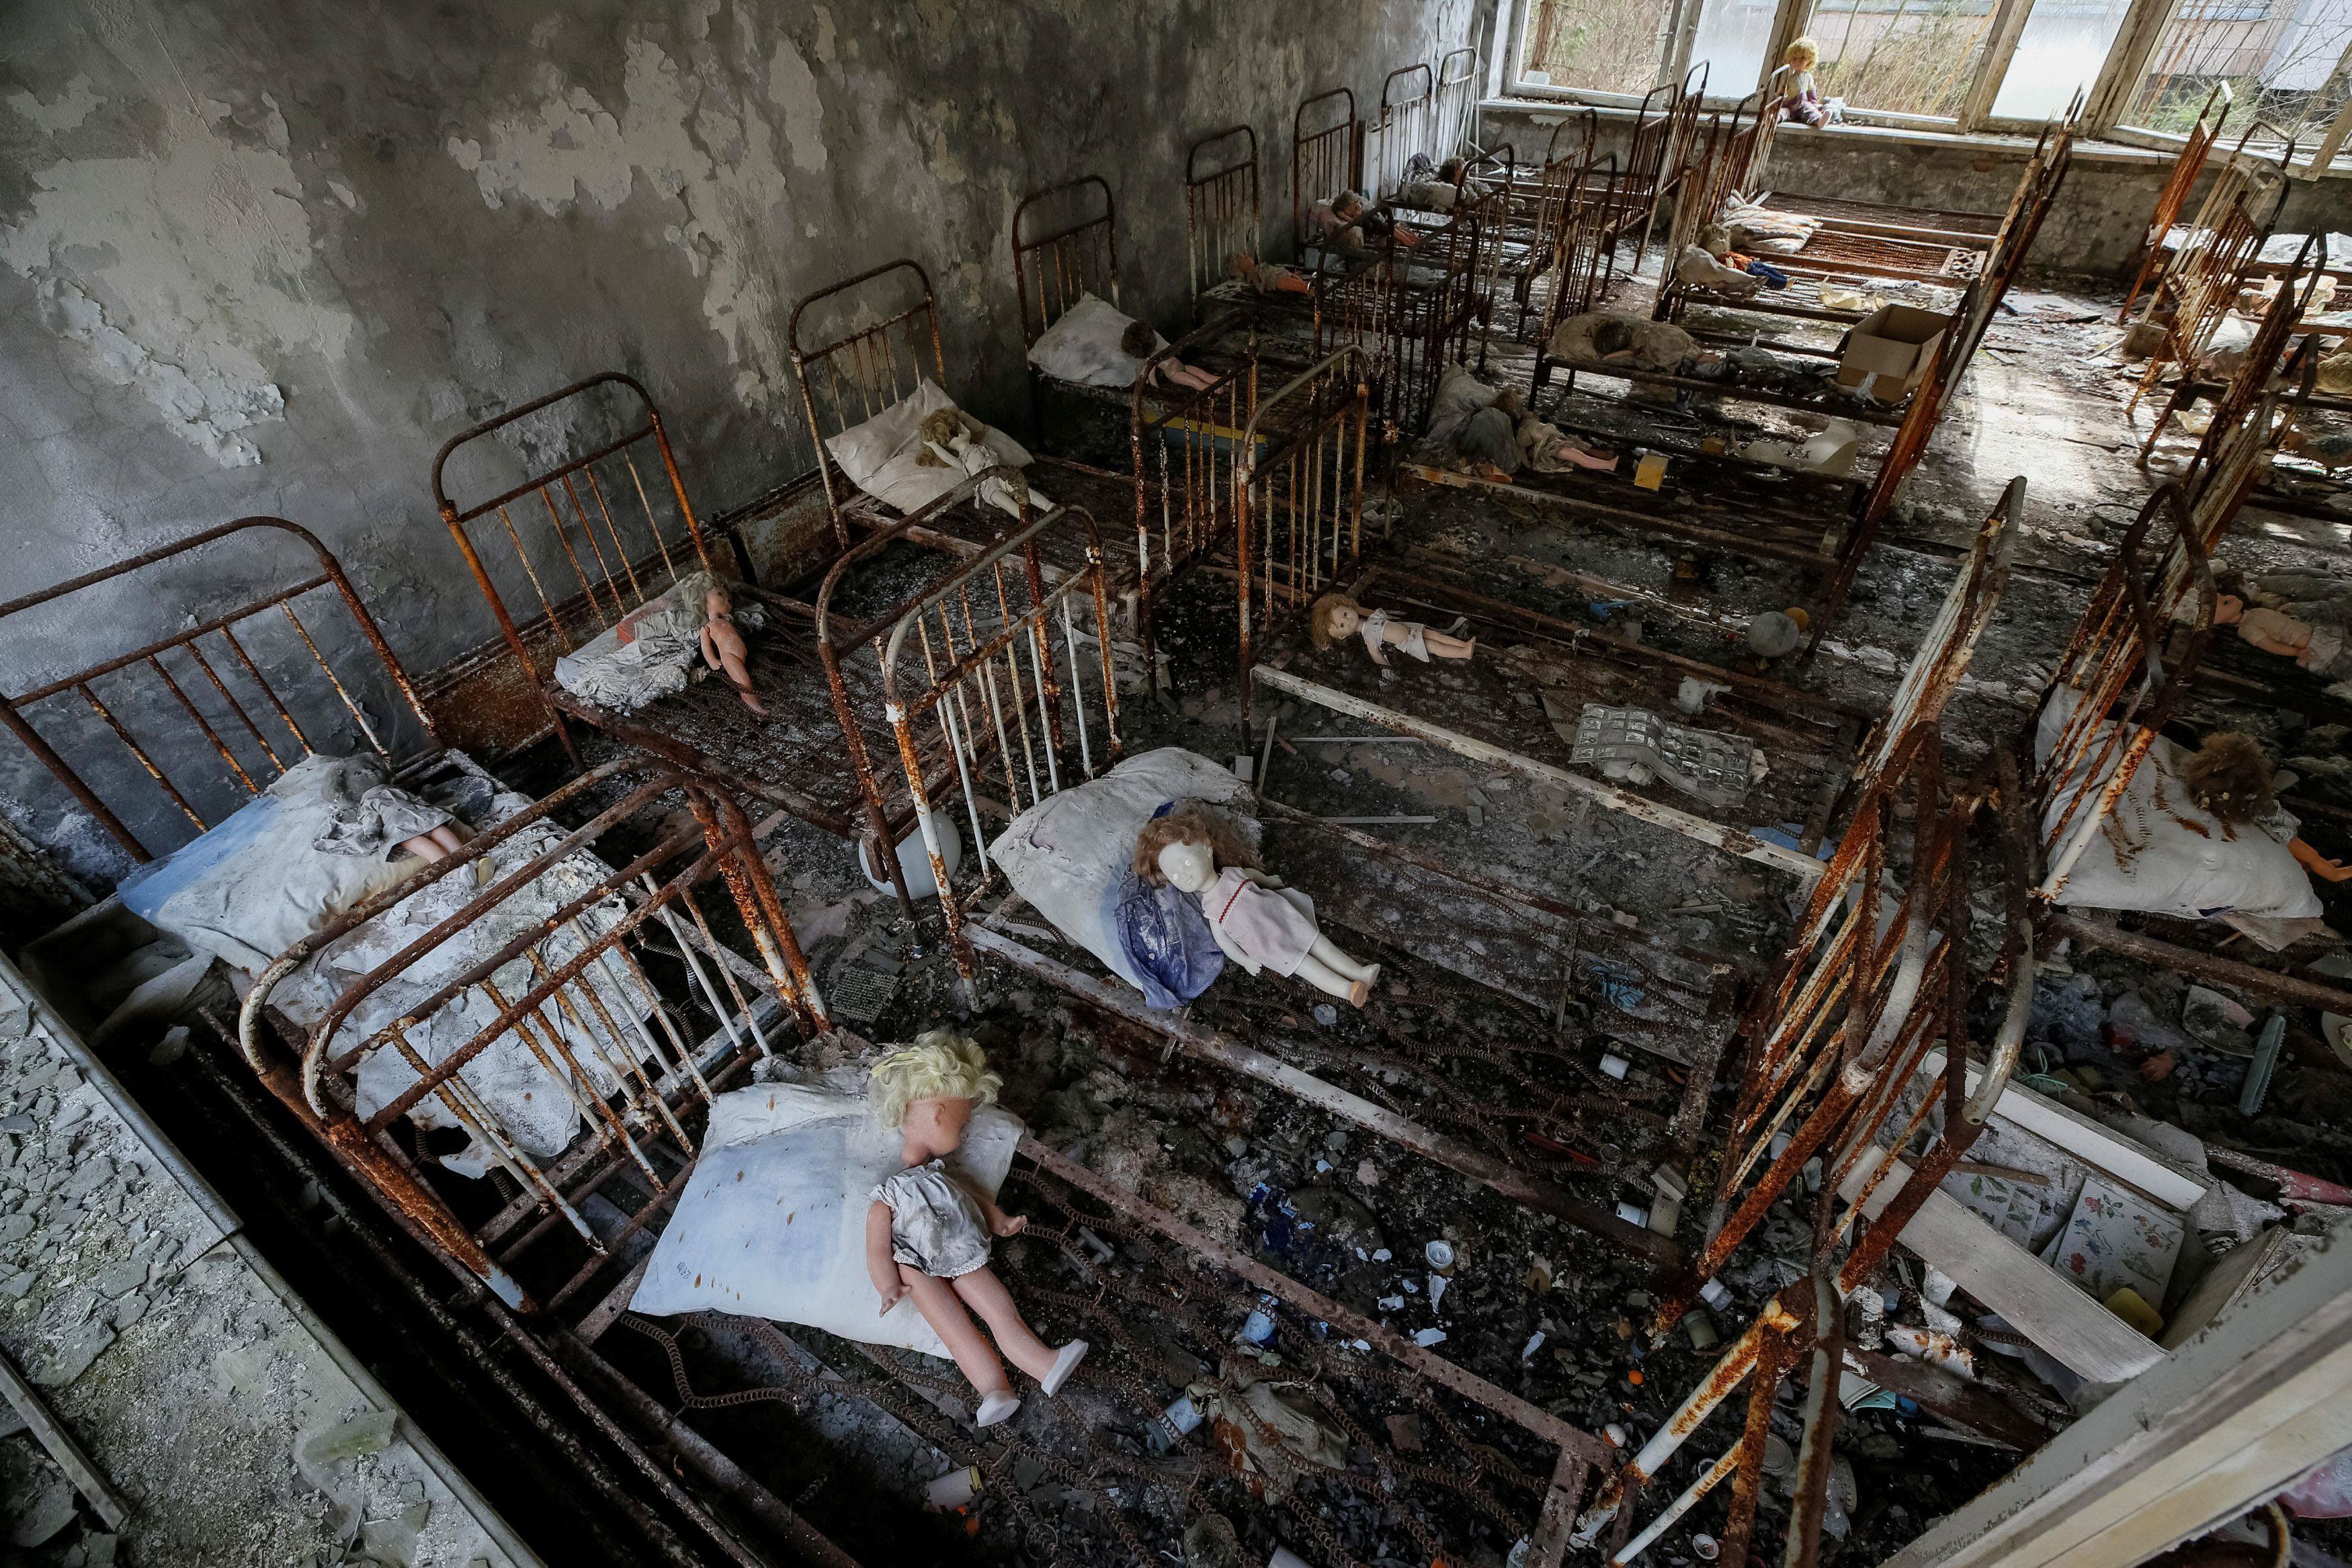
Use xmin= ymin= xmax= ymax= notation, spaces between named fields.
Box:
xmin=824 ymin=378 xmax=1036 ymax=515
xmin=2036 ymin=688 xmax=2323 ymax=924
xmin=630 ymin=1078 xmax=1023 ymax=1358
xmin=986 ymin=747 xmax=1253 ymax=988
xmin=1028 ymin=293 xmax=1166 ymax=389
xmin=825 ymin=379 xmax=956 ymax=491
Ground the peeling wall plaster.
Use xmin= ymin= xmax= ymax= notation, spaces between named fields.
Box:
xmin=0 ymin=0 xmax=1468 ymax=868
xmin=2 ymin=84 xmax=353 ymax=467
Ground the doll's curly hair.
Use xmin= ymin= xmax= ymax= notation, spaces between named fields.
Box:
xmin=2182 ymin=731 xmax=2276 ymax=826
xmin=1132 ymin=801 xmax=1262 ymax=885
xmin=868 ymin=1030 xmax=1002 ymax=1129
xmin=1310 ymin=593 xmax=1364 ymax=650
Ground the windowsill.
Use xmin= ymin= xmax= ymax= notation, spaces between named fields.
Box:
xmin=1483 ymin=92 xmax=2352 ymax=180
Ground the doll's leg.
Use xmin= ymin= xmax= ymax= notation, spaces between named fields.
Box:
xmin=1558 ymin=445 xmax=1619 ymax=472
xmin=1295 ymin=952 xmax=1377 ymax=1007
xmin=1421 ymin=631 xmax=1478 ymax=659
xmin=713 ymin=643 xmax=767 ymax=715
xmin=949 ymin=1267 xmax=1059 ymax=1381
xmin=398 ymin=825 xmax=464 ymax=862
xmin=1308 ymin=934 xmax=1379 ymax=983
xmin=902 ymin=1267 xmax=1013 ymax=1398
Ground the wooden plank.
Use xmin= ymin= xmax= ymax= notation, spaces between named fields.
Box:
xmin=1841 ymin=1147 xmax=2167 ymax=1383
xmin=1252 ymin=665 xmax=1828 ymax=882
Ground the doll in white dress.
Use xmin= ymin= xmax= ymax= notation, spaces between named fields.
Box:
xmin=864 ymin=1033 xmax=1087 ymax=1427
xmin=1311 ymin=593 xmax=1476 ymax=667
xmin=1132 ymin=803 xmax=1382 ymax=1006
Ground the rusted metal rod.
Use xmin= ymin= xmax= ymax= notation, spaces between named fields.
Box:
xmin=2046 ymin=912 xmax=2352 ymax=1015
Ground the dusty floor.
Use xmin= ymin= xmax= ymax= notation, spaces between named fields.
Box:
xmin=13 ymin=251 xmax=2352 ymax=1567
xmin=0 ymin=960 xmax=530 ymax=1568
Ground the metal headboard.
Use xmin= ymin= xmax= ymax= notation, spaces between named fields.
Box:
xmin=787 ymin=258 xmax=951 ymax=546
xmin=432 ymin=372 xmax=722 ymax=765
xmin=1012 ymin=175 xmax=1120 ymax=347
xmin=1187 ymin=124 xmax=1263 ymax=311
xmin=0 ymin=519 xmax=433 ymax=864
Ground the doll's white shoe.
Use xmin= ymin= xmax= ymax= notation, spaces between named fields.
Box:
xmin=1040 ymin=1340 xmax=1089 ymax=1397
xmin=976 ymin=1391 xmax=1022 ymax=1427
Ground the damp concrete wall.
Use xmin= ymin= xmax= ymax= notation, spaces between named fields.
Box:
xmin=0 ymin=0 xmax=1474 ymax=877
xmin=1481 ymin=97 xmax=2352 ymax=279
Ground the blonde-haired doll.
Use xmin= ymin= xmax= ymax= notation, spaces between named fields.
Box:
xmin=864 ymin=1031 xmax=1086 ymax=1426
xmin=1778 ymin=38 xmax=1834 ymax=128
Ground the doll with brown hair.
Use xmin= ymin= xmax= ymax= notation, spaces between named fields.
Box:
xmin=1310 ymin=593 xmax=1476 ymax=666
xmin=1133 ymin=803 xmax=1382 ymax=1005
xmin=2206 ymin=566 xmax=2352 ymax=687
xmin=864 ymin=1032 xmax=1087 ymax=1427
xmin=2182 ymin=731 xmax=2352 ymax=882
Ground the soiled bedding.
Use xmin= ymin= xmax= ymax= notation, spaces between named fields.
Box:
xmin=122 ymin=752 xmax=659 ymax=1175
xmin=988 ymin=747 xmax=1253 ymax=1007
xmin=826 ymin=379 xmax=1045 ymax=520
xmin=552 ymin=573 xmax=767 ymax=713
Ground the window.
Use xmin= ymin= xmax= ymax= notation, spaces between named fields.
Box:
xmin=1519 ymin=0 xmax=1679 ymax=95
xmin=1689 ymin=0 xmax=1783 ymax=95
xmin=1807 ymin=0 xmax=2002 ymax=119
xmin=2124 ymin=0 xmax=2352 ymax=143
xmin=1497 ymin=0 xmax=2352 ymax=153
xmin=1991 ymin=0 xmax=2138 ymax=120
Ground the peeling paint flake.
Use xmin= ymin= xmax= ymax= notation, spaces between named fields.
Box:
xmin=4 ymin=74 xmax=102 ymax=134
xmin=442 ymin=31 xmax=810 ymax=407
xmin=0 ymin=95 xmax=353 ymax=468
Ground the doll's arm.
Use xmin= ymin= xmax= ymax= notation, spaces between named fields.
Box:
xmin=952 ymin=1172 xmax=1028 ymax=1237
xmin=866 ymin=1200 xmax=908 ymax=1310
xmin=2292 ymin=838 xmax=2352 ymax=882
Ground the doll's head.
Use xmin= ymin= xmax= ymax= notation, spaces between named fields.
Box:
xmin=2208 ymin=566 xmax=2249 ymax=625
xmin=1438 ymin=157 xmax=1467 ymax=185
xmin=1783 ymin=36 xmax=1819 ymax=71
xmin=1333 ymin=190 xmax=1370 ymax=224
xmin=1132 ymin=801 xmax=1261 ymax=894
xmin=870 ymin=1031 xmax=1002 ymax=1156
xmin=1121 ymin=318 xmax=1157 ymax=360
xmin=1310 ymin=593 xmax=1366 ymax=649
xmin=1591 ymin=318 xmax=1639 ymax=357
xmin=2183 ymin=731 xmax=2275 ymax=825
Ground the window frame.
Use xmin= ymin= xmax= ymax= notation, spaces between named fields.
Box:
xmin=1495 ymin=0 xmax=2352 ymax=162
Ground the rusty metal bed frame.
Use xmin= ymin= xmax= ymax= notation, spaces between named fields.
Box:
xmin=1292 ymin=85 xmax=1363 ymax=259
xmin=435 ymin=366 xmax=1083 ymax=928
xmin=1583 ymin=728 xmax=2033 ymax=1568
xmin=2124 ymin=118 xmax=2296 ymax=421
xmin=432 ymin=372 xmax=737 ymax=765
xmin=1011 ymin=173 xmax=1126 ymax=435
xmin=0 ymin=517 xmax=437 ymax=864
xmin=2142 ymin=232 xmax=2328 ymax=460
xmin=1363 ymin=62 xmax=1439 ymax=206
xmin=0 ymin=521 xmax=866 ymax=1565
xmin=2024 ymin=388 xmax=2352 ymax=1016
xmin=2119 ymin=83 xmax=2234 ymax=325
xmin=1185 ymin=124 xmax=1262 ymax=316
xmin=1542 ymin=490 xmax=2031 ymax=1568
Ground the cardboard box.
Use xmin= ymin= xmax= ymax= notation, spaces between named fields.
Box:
xmin=1836 ymin=304 xmax=1951 ymax=398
